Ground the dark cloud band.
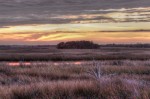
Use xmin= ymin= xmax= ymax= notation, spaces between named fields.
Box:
xmin=0 ymin=0 xmax=150 ymax=27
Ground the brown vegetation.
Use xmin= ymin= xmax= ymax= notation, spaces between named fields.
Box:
xmin=0 ymin=46 xmax=150 ymax=61
xmin=0 ymin=60 xmax=150 ymax=99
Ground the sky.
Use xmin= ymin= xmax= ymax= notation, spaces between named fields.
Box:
xmin=0 ymin=0 xmax=150 ymax=45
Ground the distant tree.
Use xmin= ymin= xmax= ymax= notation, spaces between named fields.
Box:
xmin=57 ymin=42 xmax=65 ymax=49
xmin=57 ymin=41 xmax=99 ymax=49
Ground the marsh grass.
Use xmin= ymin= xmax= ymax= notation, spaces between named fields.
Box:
xmin=0 ymin=79 xmax=149 ymax=99
xmin=0 ymin=46 xmax=150 ymax=61
xmin=0 ymin=60 xmax=150 ymax=99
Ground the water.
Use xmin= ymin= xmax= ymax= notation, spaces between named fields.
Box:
xmin=2 ymin=61 xmax=84 ymax=67
xmin=7 ymin=62 xmax=31 ymax=67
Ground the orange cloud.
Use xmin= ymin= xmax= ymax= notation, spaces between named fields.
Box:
xmin=0 ymin=22 xmax=150 ymax=44
xmin=0 ymin=32 xmax=149 ymax=44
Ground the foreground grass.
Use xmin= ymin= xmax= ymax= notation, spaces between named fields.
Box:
xmin=0 ymin=79 xmax=149 ymax=99
xmin=0 ymin=60 xmax=150 ymax=99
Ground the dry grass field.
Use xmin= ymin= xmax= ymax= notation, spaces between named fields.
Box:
xmin=0 ymin=46 xmax=150 ymax=99
xmin=0 ymin=60 xmax=150 ymax=99
xmin=0 ymin=46 xmax=150 ymax=61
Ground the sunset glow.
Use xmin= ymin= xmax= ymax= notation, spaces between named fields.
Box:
xmin=0 ymin=0 xmax=150 ymax=44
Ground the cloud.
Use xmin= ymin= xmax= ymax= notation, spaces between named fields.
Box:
xmin=1 ymin=22 xmax=150 ymax=34
xmin=0 ymin=0 xmax=150 ymax=27
xmin=0 ymin=32 xmax=150 ymax=45
xmin=0 ymin=0 xmax=150 ymax=44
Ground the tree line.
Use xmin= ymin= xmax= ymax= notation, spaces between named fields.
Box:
xmin=100 ymin=44 xmax=150 ymax=48
xmin=57 ymin=41 xmax=99 ymax=49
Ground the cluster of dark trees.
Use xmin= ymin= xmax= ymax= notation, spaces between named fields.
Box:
xmin=101 ymin=44 xmax=150 ymax=48
xmin=57 ymin=41 xmax=99 ymax=49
